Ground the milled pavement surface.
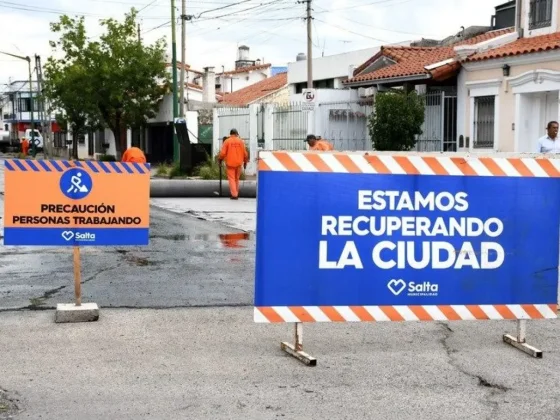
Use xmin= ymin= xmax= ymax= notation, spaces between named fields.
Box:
xmin=3 ymin=157 xmax=560 ymax=419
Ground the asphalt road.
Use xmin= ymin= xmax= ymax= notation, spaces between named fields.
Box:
xmin=0 ymin=159 xmax=254 ymax=310
xmin=4 ymin=156 xmax=560 ymax=420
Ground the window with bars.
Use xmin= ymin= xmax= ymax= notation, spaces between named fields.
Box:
xmin=473 ymin=96 xmax=495 ymax=149
xmin=529 ymin=0 xmax=553 ymax=29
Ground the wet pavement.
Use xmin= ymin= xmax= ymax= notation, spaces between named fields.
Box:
xmin=0 ymin=159 xmax=255 ymax=310
xmin=6 ymin=157 xmax=560 ymax=420
xmin=151 ymin=197 xmax=256 ymax=232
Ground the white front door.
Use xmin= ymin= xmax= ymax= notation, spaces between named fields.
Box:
xmin=516 ymin=90 xmax=559 ymax=152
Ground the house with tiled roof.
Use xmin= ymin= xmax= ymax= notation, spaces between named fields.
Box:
xmin=343 ymin=9 xmax=517 ymax=152
xmin=220 ymin=72 xmax=288 ymax=106
xmin=460 ymin=0 xmax=560 ymax=153
xmin=206 ymin=46 xmax=272 ymax=95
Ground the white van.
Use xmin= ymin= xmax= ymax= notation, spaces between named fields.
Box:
xmin=23 ymin=129 xmax=44 ymax=151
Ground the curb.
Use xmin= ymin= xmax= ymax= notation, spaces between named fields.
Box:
xmin=150 ymin=179 xmax=257 ymax=198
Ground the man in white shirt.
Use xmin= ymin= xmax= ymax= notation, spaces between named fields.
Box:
xmin=537 ymin=121 xmax=560 ymax=153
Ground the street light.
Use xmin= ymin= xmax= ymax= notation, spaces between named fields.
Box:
xmin=0 ymin=50 xmax=36 ymax=157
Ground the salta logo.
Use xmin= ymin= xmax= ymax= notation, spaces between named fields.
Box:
xmin=387 ymin=279 xmax=439 ymax=297
xmin=61 ymin=231 xmax=96 ymax=242
xmin=387 ymin=279 xmax=406 ymax=296
xmin=61 ymin=231 xmax=74 ymax=241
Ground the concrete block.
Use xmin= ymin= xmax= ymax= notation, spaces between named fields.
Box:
xmin=55 ymin=303 xmax=99 ymax=323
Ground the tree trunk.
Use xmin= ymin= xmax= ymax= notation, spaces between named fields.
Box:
xmin=72 ymin=129 xmax=78 ymax=159
xmin=110 ymin=112 xmax=126 ymax=160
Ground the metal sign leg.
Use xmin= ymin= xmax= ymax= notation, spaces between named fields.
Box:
xmin=280 ymin=322 xmax=317 ymax=366
xmin=503 ymin=319 xmax=543 ymax=358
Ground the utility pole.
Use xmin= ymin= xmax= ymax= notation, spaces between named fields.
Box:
xmin=171 ymin=0 xmax=179 ymax=163
xmin=138 ymin=23 xmax=141 ymax=42
xmin=306 ymin=0 xmax=313 ymax=89
xmin=27 ymin=59 xmax=36 ymax=157
xmin=35 ymin=55 xmax=50 ymax=158
xmin=179 ymin=0 xmax=186 ymax=115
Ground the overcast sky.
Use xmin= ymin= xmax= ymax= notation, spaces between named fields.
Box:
xmin=0 ymin=0 xmax=505 ymax=88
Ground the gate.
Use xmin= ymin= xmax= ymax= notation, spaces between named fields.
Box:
xmin=316 ymin=99 xmax=374 ymax=150
xmin=415 ymin=91 xmax=457 ymax=152
xmin=272 ymin=103 xmax=308 ymax=150
xmin=216 ymin=107 xmax=250 ymax=142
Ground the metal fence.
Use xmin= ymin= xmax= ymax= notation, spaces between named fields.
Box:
xmin=415 ymin=91 xmax=443 ymax=152
xmin=412 ymin=91 xmax=457 ymax=152
xmin=216 ymin=106 xmax=250 ymax=142
xmin=317 ymin=100 xmax=374 ymax=150
xmin=443 ymin=94 xmax=458 ymax=152
xmin=272 ymin=102 xmax=308 ymax=150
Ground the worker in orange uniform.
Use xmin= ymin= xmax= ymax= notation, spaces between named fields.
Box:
xmin=121 ymin=146 xmax=147 ymax=163
xmin=305 ymin=134 xmax=334 ymax=151
xmin=21 ymin=138 xmax=29 ymax=156
xmin=218 ymin=128 xmax=249 ymax=200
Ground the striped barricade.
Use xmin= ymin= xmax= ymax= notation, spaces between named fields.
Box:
xmin=254 ymin=151 xmax=560 ymax=363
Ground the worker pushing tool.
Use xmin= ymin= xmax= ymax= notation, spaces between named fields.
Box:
xmin=218 ymin=128 xmax=249 ymax=200
xmin=305 ymin=134 xmax=334 ymax=151
xmin=121 ymin=146 xmax=147 ymax=163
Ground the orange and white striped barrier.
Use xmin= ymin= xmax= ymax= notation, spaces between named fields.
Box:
xmin=255 ymin=304 xmax=557 ymax=323
xmin=255 ymin=151 xmax=560 ymax=362
xmin=258 ymin=151 xmax=560 ymax=177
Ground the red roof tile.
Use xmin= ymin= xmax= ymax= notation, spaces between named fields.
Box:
xmin=218 ymin=63 xmax=271 ymax=76
xmin=187 ymin=82 xmax=202 ymax=90
xmin=220 ymin=72 xmax=287 ymax=105
xmin=465 ymin=31 xmax=560 ymax=61
xmin=346 ymin=28 xmax=513 ymax=84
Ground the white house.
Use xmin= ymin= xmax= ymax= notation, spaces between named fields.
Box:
xmin=209 ymin=45 xmax=271 ymax=94
xmin=459 ymin=0 xmax=560 ymax=153
xmin=287 ymin=47 xmax=384 ymax=102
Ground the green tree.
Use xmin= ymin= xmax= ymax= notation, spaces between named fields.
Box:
xmin=43 ymin=56 xmax=100 ymax=158
xmin=368 ymin=91 xmax=425 ymax=151
xmin=45 ymin=10 xmax=168 ymax=158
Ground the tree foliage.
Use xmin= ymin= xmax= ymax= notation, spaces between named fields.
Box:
xmin=44 ymin=9 xmax=168 ymax=157
xmin=368 ymin=91 xmax=425 ymax=151
xmin=44 ymin=51 xmax=100 ymax=158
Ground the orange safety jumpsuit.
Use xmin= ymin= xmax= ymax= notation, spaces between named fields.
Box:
xmin=21 ymin=138 xmax=29 ymax=156
xmin=310 ymin=139 xmax=334 ymax=151
xmin=218 ymin=135 xmax=249 ymax=199
xmin=121 ymin=147 xmax=147 ymax=163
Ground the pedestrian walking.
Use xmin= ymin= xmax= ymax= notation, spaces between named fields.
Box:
xmin=218 ymin=128 xmax=249 ymax=200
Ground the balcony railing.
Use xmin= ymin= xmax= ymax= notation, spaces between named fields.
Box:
xmin=529 ymin=0 xmax=553 ymax=30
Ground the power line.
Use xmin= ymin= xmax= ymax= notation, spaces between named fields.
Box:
xmin=0 ymin=1 xmax=168 ymax=19
xmin=143 ymin=20 xmax=172 ymax=35
xmin=187 ymin=3 xmax=299 ymax=38
xmin=142 ymin=0 xmax=294 ymax=36
xmin=137 ymin=0 xmax=160 ymax=14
